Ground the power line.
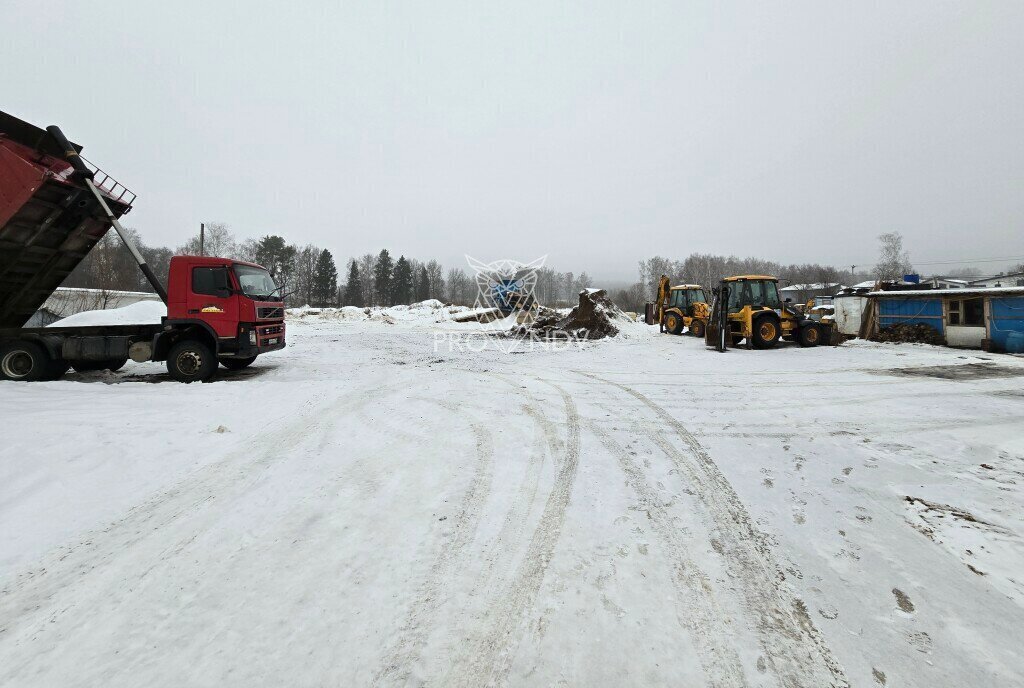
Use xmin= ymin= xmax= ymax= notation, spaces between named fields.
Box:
xmin=850 ymin=255 xmax=1024 ymax=269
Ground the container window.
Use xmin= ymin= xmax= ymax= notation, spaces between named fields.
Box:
xmin=948 ymin=300 xmax=960 ymax=325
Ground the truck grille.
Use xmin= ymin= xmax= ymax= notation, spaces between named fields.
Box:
xmin=260 ymin=325 xmax=283 ymax=336
xmin=258 ymin=307 xmax=283 ymax=320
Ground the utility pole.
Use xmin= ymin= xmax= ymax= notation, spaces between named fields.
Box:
xmin=199 ymin=222 xmax=205 ymax=256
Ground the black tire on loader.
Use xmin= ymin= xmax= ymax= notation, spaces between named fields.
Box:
xmin=689 ymin=319 xmax=706 ymax=338
xmin=751 ymin=314 xmax=782 ymax=349
xmin=799 ymin=323 xmax=821 ymax=347
xmin=167 ymin=340 xmax=217 ymax=383
xmin=664 ymin=312 xmax=684 ymax=335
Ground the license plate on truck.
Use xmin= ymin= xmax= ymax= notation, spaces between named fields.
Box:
xmin=266 ymin=338 xmax=278 ymax=345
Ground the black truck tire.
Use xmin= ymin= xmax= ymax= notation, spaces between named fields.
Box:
xmin=167 ymin=340 xmax=217 ymax=383
xmin=0 ymin=340 xmax=52 ymax=381
xmin=220 ymin=355 xmax=257 ymax=370
xmin=751 ymin=314 xmax=782 ymax=349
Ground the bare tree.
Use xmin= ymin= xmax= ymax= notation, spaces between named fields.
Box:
xmin=874 ymin=232 xmax=912 ymax=281
xmin=177 ymin=222 xmax=236 ymax=258
xmin=357 ymin=253 xmax=376 ymax=307
xmin=425 ymin=260 xmax=445 ymax=300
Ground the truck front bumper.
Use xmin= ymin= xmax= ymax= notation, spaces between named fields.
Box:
xmin=223 ymin=322 xmax=286 ymax=358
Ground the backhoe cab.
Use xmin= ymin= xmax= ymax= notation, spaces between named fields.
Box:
xmin=649 ymin=275 xmax=709 ymax=338
xmin=705 ymin=275 xmax=824 ymax=351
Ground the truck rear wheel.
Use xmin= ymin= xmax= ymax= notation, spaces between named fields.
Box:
xmin=220 ymin=355 xmax=257 ymax=370
xmin=167 ymin=340 xmax=217 ymax=383
xmin=0 ymin=340 xmax=52 ymax=381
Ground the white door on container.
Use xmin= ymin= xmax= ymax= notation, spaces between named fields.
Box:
xmin=946 ymin=297 xmax=986 ymax=348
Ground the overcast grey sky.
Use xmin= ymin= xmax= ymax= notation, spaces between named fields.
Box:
xmin=3 ymin=1 xmax=1023 ymax=279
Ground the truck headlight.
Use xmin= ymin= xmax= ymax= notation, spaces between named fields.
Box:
xmin=249 ymin=330 xmax=257 ymax=345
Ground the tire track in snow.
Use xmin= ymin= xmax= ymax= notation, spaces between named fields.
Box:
xmin=465 ymin=373 xmax=559 ymax=595
xmin=0 ymin=382 xmax=401 ymax=645
xmin=585 ymin=420 xmax=748 ymax=687
xmin=579 ymin=372 xmax=849 ymax=688
xmin=445 ymin=380 xmax=581 ymax=688
xmin=372 ymin=400 xmax=495 ymax=687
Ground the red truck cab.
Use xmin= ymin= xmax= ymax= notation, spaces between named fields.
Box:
xmin=162 ymin=255 xmax=286 ymax=371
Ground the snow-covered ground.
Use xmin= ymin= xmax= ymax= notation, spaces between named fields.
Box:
xmin=2 ymin=314 xmax=1023 ymax=687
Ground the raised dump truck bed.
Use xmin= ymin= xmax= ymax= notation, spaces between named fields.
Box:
xmin=0 ymin=110 xmax=133 ymax=328
xmin=0 ymin=113 xmax=286 ymax=383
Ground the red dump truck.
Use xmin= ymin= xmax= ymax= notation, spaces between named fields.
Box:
xmin=0 ymin=111 xmax=285 ymax=382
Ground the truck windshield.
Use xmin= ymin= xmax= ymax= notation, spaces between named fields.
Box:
xmin=234 ymin=264 xmax=278 ymax=300
xmin=690 ymin=289 xmax=707 ymax=304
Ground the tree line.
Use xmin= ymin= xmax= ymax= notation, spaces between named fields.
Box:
xmin=61 ymin=224 xmax=597 ymax=308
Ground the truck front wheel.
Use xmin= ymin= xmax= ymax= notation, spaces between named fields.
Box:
xmin=0 ymin=340 xmax=52 ymax=381
xmin=220 ymin=355 xmax=257 ymax=370
xmin=167 ymin=340 xmax=217 ymax=383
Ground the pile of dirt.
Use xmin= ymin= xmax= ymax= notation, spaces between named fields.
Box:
xmin=510 ymin=289 xmax=626 ymax=340
xmin=874 ymin=323 xmax=944 ymax=345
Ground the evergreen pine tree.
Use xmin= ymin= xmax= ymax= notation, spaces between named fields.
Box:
xmin=391 ymin=255 xmax=413 ymax=305
xmin=343 ymin=260 xmax=363 ymax=306
xmin=373 ymin=249 xmax=394 ymax=305
xmin=415 ymin=265 xmax=430 ymax=301
xmin=311 ymin=249 xmax=338 ymax=306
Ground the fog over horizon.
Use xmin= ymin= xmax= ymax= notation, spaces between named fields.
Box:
xmin=3 ymin=1 xmax=1023 ymax=281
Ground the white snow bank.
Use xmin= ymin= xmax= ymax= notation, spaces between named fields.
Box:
xmin=287 ymin=301 xmax=471 ymax=325
xmin=48 ymin=300 xmax=166 ymax=327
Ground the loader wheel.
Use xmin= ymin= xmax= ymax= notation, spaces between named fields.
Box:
xmin=220 ymin=355 xmax=257 ymax=370
xmin=751 ymin=315 xmax=781 ymax=349
xmin=0 ymin=340 xmax=51 ymax=382
xmin=167 ymin=340 xmax=217 ymax=383
xmin=664 ymin=313 xmax=684 ymax=335
xmin=689 ymin=319 xmax=706 ymax=338
xmin=799 ymin=324 xmax=821 ymax=347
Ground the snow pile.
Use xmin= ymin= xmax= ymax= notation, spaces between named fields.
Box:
xmin=47 ymin=300 xmax=166 ymax=327
xmin=287 ymin=300 xmax=471 ymax=325
xmin=510 ymin=289 xmax=635 ymax=340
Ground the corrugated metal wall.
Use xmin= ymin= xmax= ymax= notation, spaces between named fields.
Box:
xmin=988 ymin=296 xmax=1024 ymax=350
xmin=877 ymin=297 xmax=944 ymax=333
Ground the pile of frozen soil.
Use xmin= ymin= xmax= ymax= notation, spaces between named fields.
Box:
xmin=874 ymin=323 xmax=945 ymax=345
xmin=510 ymin=289 xmax=628 ymax=340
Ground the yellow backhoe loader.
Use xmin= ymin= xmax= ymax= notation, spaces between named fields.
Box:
xmin=647 ymin=275 xmax=709 ymax=337
xmin=705 ymin=275 xmax=825 ymax=351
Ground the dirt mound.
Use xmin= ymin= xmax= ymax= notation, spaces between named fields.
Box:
xmin=874 ymin=323 xmax=944 ymax=345
xmin=511 ymin=289 xmax=626 ymax=340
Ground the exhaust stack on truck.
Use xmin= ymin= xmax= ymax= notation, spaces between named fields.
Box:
xmin=0 ymin=110 xmax=286 ymax=382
